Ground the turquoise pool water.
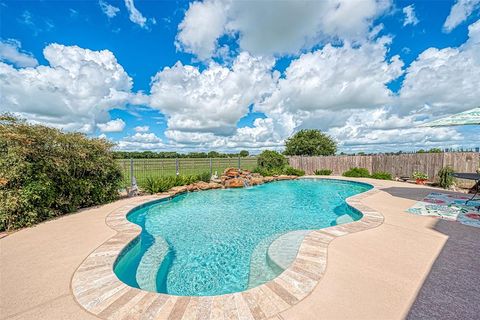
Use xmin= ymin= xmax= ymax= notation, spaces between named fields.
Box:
xmin=114 ymin=178 xmax=372 ymax=296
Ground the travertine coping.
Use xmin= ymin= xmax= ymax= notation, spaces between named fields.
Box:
xmin=71 ymin=178 xmax=384 ymax=320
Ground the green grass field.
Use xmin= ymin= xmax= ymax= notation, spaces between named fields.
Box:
xmin=117 ymin=157 xmax=258 ymax=188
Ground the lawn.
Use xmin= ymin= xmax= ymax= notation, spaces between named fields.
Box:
xmin=117 ymin=157 xmax=258 ymax=188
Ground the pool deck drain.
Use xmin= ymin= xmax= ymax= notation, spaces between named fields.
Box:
xmin=70 ymin=178 xmax=384 ymax=320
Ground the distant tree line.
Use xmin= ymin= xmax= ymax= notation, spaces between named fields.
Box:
xmin=114 ymin=150 xmax=250 ymax=159
xmin=114 ymin=128 xmax=475 ymax=159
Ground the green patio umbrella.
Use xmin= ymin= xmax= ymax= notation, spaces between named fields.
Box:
xmin=418 ymin=107 xmax=480 ymax=127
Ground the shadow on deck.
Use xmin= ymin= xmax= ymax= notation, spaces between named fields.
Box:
xmin=381 ymin=186 xmax=480 ymax=319
xmin=406 ymin=219 xmax=480 ymax=319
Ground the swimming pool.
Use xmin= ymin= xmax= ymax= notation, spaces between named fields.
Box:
xmin=114 ymin=178 xmax=372 ymax=296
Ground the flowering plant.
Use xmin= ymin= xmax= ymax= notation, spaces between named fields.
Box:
xmin=413 ymin=171 xmax=428 ymax=180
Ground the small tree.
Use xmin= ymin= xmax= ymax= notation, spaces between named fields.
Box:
xmin=284 ymin=129 xmax=337 ymax=156
xmin=239 ymin=150 xmax=249 ymax=157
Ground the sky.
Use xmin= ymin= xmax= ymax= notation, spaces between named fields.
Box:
xmin=0 ymin=0 xmax=479 ymax=154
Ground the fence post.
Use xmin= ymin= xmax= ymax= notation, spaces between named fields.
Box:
xmin=175 ymin=158 xmax=179 ymax=176
xmin=209 ymin=158 xmax=213 ymax=176
xmin=130 ymin=158 xmax=134 ymax=188
xmin=238 ymin=156 xmax=241 ymax=169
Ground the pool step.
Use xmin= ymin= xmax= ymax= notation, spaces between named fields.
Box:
xmin=247 ymin=234 xmax=283 ymax=289
xmin=267 ymin=230 xmax=311 ymax=270
xmin=336 ymin=214 xmax=354 ymax=224
xmin=135 ymin=237 xmax=170 ymax=292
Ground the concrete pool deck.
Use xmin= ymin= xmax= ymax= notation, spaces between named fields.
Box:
xmin=1 ymin=177 xmax=479 ymax=320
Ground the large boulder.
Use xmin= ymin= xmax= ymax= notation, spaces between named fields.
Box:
xmin=250 ymin=177 xmax=264 ymax=186
xmin=193 ymin=181 xmax=222 ymax=190
xmin=207 ymin=182 xmax=223 ymax=189
xmin=225 ymin=177 xmax=245 ymax=188
xmin=224 ymin=168 xmax=240 ymax=178
xmin=263 ymin=176 xmax=275 ymax=183
xmin=168 ymin=185 xmax=188 ymax=196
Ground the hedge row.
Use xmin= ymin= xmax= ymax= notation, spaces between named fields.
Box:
xmin=0 ymin=115 xmax=122 ymax=231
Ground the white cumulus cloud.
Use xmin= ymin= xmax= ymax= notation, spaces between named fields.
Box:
xmin=176 ymin=0 xmax=391 ymax=60
xmin=176 ymin=0 xmax=227 ymax=60
xmin=149 ymin=52 xmax=278 ymax=137
xmin=399 ymin=19 xmax=480 ymax=115
xmin=117 ymin=132 xmax=166 ymax=150
xmin=0 ymin=43 xmax=137 ymax=132
xmin=134 ymin=125 xmax=150 ymax=132
xmin=0 ymin=39 xmax=38 ymax=68
xmin=327 ymin=108 xmax=465 ymax=153
xmin=257 ymin=36 xmax=403 ymax=136
xmin=97 ymin=118 xmax=126 ymax=132
xmin=443 ymin=0 xmax=480 ymax=32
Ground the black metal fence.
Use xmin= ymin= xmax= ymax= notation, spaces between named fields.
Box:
xmin=117 ymin=157 xmax=258 ymax=187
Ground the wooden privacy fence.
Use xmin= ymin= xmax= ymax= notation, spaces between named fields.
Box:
xmin=288 ymin=152 xmax=479 ymax=186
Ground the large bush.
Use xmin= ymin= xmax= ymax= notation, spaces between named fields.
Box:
xmin=254 ymin=150 xmax=304 ymax=176
xmin=257 ymin=150 xmax=288 ymax=171
xmin=284 ymin=129 xmax=337 ymax=156
xmin=0 ymin=115 xmax=122 ymax=231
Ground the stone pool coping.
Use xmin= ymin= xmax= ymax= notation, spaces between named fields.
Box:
xmin=71 ymin=177 xmax=384 ymax=320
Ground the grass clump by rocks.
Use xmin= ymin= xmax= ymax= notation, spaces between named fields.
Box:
xmin=142 ymin=172 xmax=211 ymax=194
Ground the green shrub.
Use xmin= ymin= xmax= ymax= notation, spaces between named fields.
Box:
xmin=255 ymin=150 xmax=306 ymax=176
xmin=438 ymin=166 xmax=454 ymax=189
xmin=283 ymin=166 xmax=305 ymax=176
xmin=197 ymin=172 xmax=211 ymax=183
xmin=257 ymin=150 xmax=288 ymax=171
xmin=252 ymin=166 xmax=283 ymax=176
xmin=143 ymin=177 xmax=165 ymax=194
xmin=253 ymin=165 xmax=304 ymax=176
xmin=0 ymin=115 xmax=122 ymax=231
xmin=314 ymin=169 xmax=332 ymax=175
xmin=413 ymin=171 xmax=428 ymax=180
xmin=343 ymin=167 xmax=370 ymax=178
xmin=179 ymin=175 xmax=197 ymax=185
xmin=371 ymin=171 xmax=392 ymax=180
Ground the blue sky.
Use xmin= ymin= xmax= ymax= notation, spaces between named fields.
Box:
xmin=1 ymin=0 xmax=479 ymax=153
